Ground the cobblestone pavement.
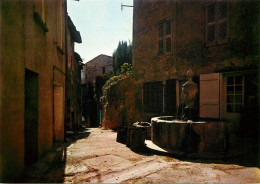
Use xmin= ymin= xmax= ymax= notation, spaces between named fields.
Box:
xmin=24 ymin=127 xmax=260 ymax=183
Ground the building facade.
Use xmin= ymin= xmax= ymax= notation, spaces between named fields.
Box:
xmin=0 ymin=0 xmax=82 ymax=182
xmin=132 ymin=0 xmax=259 ymax=126
xmin=66 ymin=16 xmax=83 ymax=130
xmin=84 ymin=54 xmax=113 ymax=84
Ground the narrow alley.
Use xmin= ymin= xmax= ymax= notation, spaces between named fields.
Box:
xmin=1 ymin=0 xmax=259 ymax=182
xmin=24 ymin=128 xmax=260 ymax=183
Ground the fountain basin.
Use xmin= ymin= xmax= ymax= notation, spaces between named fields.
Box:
xmin=151 ymin=116 xmax=235 ymax=157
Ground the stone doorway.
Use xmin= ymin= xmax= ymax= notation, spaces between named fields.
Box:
xmin=24 ymin=69 xmax=39 ymax=166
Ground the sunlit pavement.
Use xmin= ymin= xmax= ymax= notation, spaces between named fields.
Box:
xmin=24 ymin=127 xmax=260 ymax=183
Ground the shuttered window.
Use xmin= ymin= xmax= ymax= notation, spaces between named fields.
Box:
xmin=218 ymin=22 xmax=227 ymax=40
xmin=158 ymin=40 xmax=163 ymax=55
xmin=218 ymin=1 xmax=228 ymax=19
xmin=158 ymin=23 xmax=164 ymax=55
xmin=200 ymin=73 xmax=220 ymax=118
xmin=143 ymin=81 xmax=163 ymax=113
xmin=207 ymin=3 xmax=216 ymax=22
xmin=166 ymin=20 xmax=172 ymax=35
xmin=158 ymin=19 xmax=172 ymax=55
xmin=206 ymin=0 xmax=228 ymax=45
xmin=207 ymin=25 xmax=216 ymax=42
xmin=166 ymin=38 xmax=171 ymax=53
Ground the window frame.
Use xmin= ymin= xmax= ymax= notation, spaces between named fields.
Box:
xmin=158 ymin=22 xmax=164 ymax=55
xmin=206 ymin=0 xmax=229 ymax=46
xmin=157 ymin=18 xmax=172 ymax=55
xmin=224 ymin=74 xmax=244 ymax=114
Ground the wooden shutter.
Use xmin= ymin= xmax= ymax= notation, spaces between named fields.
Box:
xmin=200 ymin=73 xmax=220 ymax=118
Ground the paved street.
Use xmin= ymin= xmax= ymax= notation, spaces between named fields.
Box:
xmin=24 ymin=128 xmax=260 ymax=183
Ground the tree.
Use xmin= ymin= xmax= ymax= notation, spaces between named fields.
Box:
xmin=112 ymin=41 xmax=132 ymax=75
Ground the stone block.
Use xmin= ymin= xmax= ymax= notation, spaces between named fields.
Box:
xmin=116 ymin=127 xmax=128 ymax=144
xmin=130 ymin=128 xmax=146 ymax=152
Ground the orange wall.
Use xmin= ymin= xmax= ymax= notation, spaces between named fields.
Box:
xmin=0 ymin=0 xmax=66 ymax=182
xmin=0 ymin=1 xmax=26 ymax=181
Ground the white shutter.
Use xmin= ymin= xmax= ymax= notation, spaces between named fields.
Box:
xmin=200 ymin=73 xmax=220 ymax=118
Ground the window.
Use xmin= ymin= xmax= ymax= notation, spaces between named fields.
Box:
xmin=206 ymin=0 xmax=228 ymax=45
xmin=200 ymin=73 xmax=246 ymax=119
xmin=102 ymin=67 xmax=105 ymax=74
xmin=158 ymin=23 xmax=164 ymax=55
xmin=158 ymin=19 xmax=172 ymax=55
xmin=143 ymin=81 xmax=163 ymax=113
xmin=226 ymin=75 xmax=244 ymax=113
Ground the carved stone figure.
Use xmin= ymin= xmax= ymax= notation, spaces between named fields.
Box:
xmin=181 ymin=70 xmax=198 ymax=109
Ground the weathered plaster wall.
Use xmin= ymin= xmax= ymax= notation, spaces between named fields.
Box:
xmin=0 ymin=0 xmax=67 ymax=181
xmin=24 ymin=0 xmax=52 ymax=156
xmin=0 ymin=1 xmax=26 ymax=181
xmin=46 ymin=0 xmax=66 ymax=142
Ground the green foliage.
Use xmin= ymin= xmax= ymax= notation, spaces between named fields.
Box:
xmin=121 ymin=63 xmax=132 ymax=76
xmin=100 ymin=75 xmax=128 ymax=108
xmin=112 ymin=41 xmax=132 ymax=75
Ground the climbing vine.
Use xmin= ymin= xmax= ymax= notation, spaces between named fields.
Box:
xmin=100 ymin=75 xmax=129 ymax=108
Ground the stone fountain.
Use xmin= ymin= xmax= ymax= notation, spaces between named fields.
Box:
xmin=151 ymin=70 xmax=236 ymax=158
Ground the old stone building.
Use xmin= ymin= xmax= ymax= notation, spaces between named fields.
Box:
xmin=132 ymin=0 xmax=259 ymax=126
xmin=66 ymin=16 xmax=83 ymax=130
xmin=81 ymin=54 xmax=113 ymax=127
xmin=84 ymin=54 xmax=113 ymax=84
xmin=0 ymin=0 xmax=82 ymax=182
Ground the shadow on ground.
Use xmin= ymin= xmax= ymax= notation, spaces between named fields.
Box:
xmin=21 ymin=127 xmax=91 ymax=183
xmin=131 ymin=138 xmax=260 ymax=169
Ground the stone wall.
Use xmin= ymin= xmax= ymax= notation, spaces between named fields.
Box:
xmin=132 ymin=0 xmax=259 ymax=122
xmin=102 ymin=76 xmax=136 ymax=129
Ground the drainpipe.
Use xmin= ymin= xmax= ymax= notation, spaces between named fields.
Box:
xmin=64 ymin=0 xmax=68 ymax=142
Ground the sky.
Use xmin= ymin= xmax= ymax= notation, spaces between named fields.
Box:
xmin=67 ymin=0 xmax=133 ymax=63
